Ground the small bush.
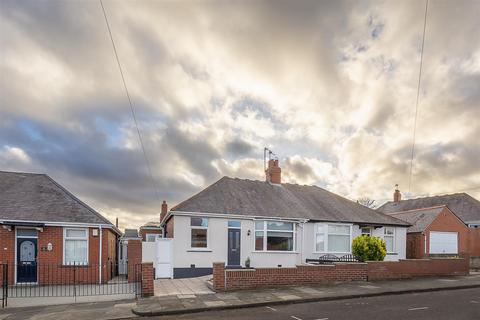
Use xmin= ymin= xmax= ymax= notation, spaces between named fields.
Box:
xmin=352 ymin=235 xmax=386 ymax=262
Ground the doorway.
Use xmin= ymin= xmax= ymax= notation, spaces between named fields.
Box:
xmin=16 ymin=229 xmax=38 ymax=283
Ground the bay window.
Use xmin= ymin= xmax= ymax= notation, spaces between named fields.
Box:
xmin=64 ymin=228 xmax=88 ymax=265
xmin=191 ymin=217 xmax=208 ymax=248
xmin=383 ymin=227 xmax=395 ymax=252
xmin=255 ymin=220 xmax=295 ymax=251
xmin=315 ymin=223 xmax=351 ymax=253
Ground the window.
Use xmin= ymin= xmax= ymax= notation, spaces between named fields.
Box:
xmin=228 ymin=220 xmax=241 ymax=228
xmin=191 ymin=217 xmax=208 ymax=248
xmin=315 ymin=223 xmax=351 ymax=253
xmin=254 ymin=220 xmax=294 ymax=251
xmin=64 ymin=228 xmax=88 ymax=265
xmin=146 ymin=234 xmax=161 ymax=242
xmin=361 ymin=227 xmax=372 ymax=236
xmin=383 ymin=227 xmax=395 ymax=252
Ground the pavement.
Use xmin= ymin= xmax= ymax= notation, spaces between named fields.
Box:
xmin=1 ymin=273 xmax=480 ymax=319
xmin=154 ymin=276 xmax=213 ymax=296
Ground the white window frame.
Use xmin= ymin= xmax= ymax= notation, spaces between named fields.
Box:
xmin=361 ymin=227 xmax=372 ymax=236
xmin=314 ymin=223 xmax=352 ymax=254
xmin=383 ymin=227 xmax=395 ymax=253
xmin=254 ymin=220 xmax=296 ymax=252
xmin=145 ymin=233 xmax=161 ymax=242
xmin=190 ymin=217 xmax=209 ymax=249
xmin=63 ymin=227 xmax=89 ymax=265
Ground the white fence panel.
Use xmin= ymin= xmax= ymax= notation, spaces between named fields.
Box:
xmin=142 ymin=242 xmax=156 ymax=263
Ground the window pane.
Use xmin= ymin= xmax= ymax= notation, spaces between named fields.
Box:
xmin=267 ymin=231 xmax=293 ymax=251
xmin=385 ymin=236 xmax=394 ymax=252
xmin=146 ymin=234 xmax=157 ymax=242
xmin=255 ymin=231 xmax=264 ymax=250
xmin=228 ymin=221 xmax=241 ymax=228
xmin=384 ymin=227 xmax=394 ymax=235
xmin=17 ymin=229 xmax=38 ymax=237
xmin=191 ymin=217 xmax=208 ymax=227
xmin=255 ymin=221 xmax=264 ymax=230
xmin=328 ymin=235 xmax=350 ymax=252
xmin=361 ymin=227 xmax=372 ymax=236
xmin=191 ymin=229 xmax=207 ymax=248
xmin=315 ymin=234 xmax=325 ymax=251
xmin=266 ymin=221 xmax=293 ymax=231
xmin=66 ymin=229 xmax=87 ymax=238
xmin=328 ymin=225 xmax=350 ymax=234
xmin=65 ymin=239 xmax=87 ymax=264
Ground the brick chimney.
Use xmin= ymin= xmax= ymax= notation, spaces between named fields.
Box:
xmin=160 ymin=200 xmax=168 ymax=223
xmin=393 ymin=184 xmax=402 ymax=202
xmin=265 ymin=159 xmax=281 ymax=184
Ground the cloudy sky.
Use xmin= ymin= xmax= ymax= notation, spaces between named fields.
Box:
xmin=1 ymin=0 xmax=479 ymax=230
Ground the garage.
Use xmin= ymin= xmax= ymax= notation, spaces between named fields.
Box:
xmin=429 ymin=231 xmax=458 ymax=254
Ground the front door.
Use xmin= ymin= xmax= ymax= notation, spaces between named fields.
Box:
xmin=228 ymin=228 xmax=241 ymax=266
xmin=17 ymin=237 xmax=38 ymax=283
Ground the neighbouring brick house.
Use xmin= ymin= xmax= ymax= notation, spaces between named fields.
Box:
xmin=139 ymin=201 xmax=167 ymax=242
xmin=378 ymin=188 xmax=480 ymax=260
xmin=161 ymin=159 xmax=409 ymax=278
xmin=0 ymin=171 xmax=120 ymax=285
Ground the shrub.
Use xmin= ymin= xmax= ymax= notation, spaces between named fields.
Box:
xmin=352 ymin=235 xmax=386 ymax=262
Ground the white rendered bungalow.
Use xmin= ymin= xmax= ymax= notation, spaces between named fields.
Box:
xmin=161 ymin=160 xmax=409 ymax=278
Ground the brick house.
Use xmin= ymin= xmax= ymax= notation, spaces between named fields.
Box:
xmin=0 ymin=171 xmax=120 ymax=284
xmin=161 ymin=159 xmax=409 ymax=278
xmin=378 ymin=188 xmax=480 ymax=259
xmin=388 ymin=205 xmax=469 ymax=258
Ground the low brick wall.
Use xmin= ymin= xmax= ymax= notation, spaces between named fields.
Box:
xmin=213 ymin=262 xmax=367 ymax=292
xmin=367 ymin=257 xmax=469 ymax=281
xmin=213 ymin=257 xmax=470 ymax=292
xmin=141 ymin=262 xmax=154 ymax=297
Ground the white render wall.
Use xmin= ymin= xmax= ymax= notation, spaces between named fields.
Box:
xmin=172 ymin=215 xmax=407 ymax=269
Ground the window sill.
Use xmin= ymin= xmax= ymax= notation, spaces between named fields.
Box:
xmin=313 ymin=252 xmax=352 ymax=255
xmin=61 ymin=264 xmax=90 ymax=267
xmin=187 ymin=249 xmax=212 ymax=252
xmin=252 ymin=251 xmax=298 ymax=254
xmin=386 ymin=252 xmax=398 ymax=255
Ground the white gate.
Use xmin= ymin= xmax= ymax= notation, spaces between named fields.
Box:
xmin=118 ymin=241 xmax=128 ymax=275
xmin=155 ymin=238 xmax=173 ymax=279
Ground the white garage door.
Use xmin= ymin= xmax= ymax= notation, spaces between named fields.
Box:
xmin=429 ymin=231 xmax=458 ymax=254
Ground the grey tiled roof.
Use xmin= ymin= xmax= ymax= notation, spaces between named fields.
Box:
xmin=377 ymin=193 xmax=480 ymax=224
xmin=123 ymin=228 xmax=140 ymax=238
xmin=389 ymin=206 xmax=446 ymax=233
xmin=141 ymin=221 xmax=161 ymax=228
xmin=171 ymin=177 xmax=409 ymax=226
xmin=0 ymin=171 xmax=113 ymax=225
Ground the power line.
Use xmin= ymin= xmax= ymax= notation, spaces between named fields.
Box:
xmin=408 ymin=0 xmax=429 ymax=193
xmin=100 ymin=0 xmax=161 ymax=202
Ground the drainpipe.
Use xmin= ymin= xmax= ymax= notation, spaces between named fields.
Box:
xmin=99 ymin=226 xmax=103 ymax=284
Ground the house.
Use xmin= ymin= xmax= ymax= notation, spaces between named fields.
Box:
xmin=0 ymin=171 xmax=120 ymax=284
xmin=139 ymin=201 xmax=167 ymax=242
xmin=388 ymin=205 xmax=469 ymax=258
xmin=378 ymin=188 xmax=480 ymax=259
xmin=161 ymin=159 xmax=409 ymax=278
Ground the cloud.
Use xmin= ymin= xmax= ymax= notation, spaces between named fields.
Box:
xmin=0 ymin=0 xmax=479 ymax=229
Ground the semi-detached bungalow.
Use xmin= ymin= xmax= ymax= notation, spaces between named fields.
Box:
xmin=0 ymin=171 xmax=120 ymax=284
xmin=161 ymin=160 xmax=409 ymax=278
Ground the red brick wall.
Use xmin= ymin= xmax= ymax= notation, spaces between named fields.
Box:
xmin=0 ymin=228 xmax=14 ymax=285
xmin=127 ymin=239 xmax=142 ymax=283
xmin=141 ymin=262 xmax=154 ymax=297
xmin=165 ymin=217 xmax=174 ymax=238
xmin=468 ymin=228 xmax=480 ymax=256
xmin=367 ymin=256 xmax=469 ymax=281
xmin=213 ymin=262 xmax=368 ymax=292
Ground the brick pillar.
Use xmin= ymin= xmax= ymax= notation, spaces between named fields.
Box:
xmin=141 ymin=262 xmax=154 ymax=297
xmin=212 ymin=262 xmax=226 ymax=292
xmin=127 ymin=239 xmax=142 ymax=283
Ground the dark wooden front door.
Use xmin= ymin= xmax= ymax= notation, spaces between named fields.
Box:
xmin=227 ymin=228 xmax=241 ymax=266
xmin=17 ymin=238 xmax=37 ymax=283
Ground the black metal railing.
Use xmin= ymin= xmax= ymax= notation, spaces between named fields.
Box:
xmin=2 ymin=262 xmax=141 ymax=302
xmin=1 ymin=263 xmax=7 ymax=308
xmin=306 ymin=254 xmax=361 ymax=264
